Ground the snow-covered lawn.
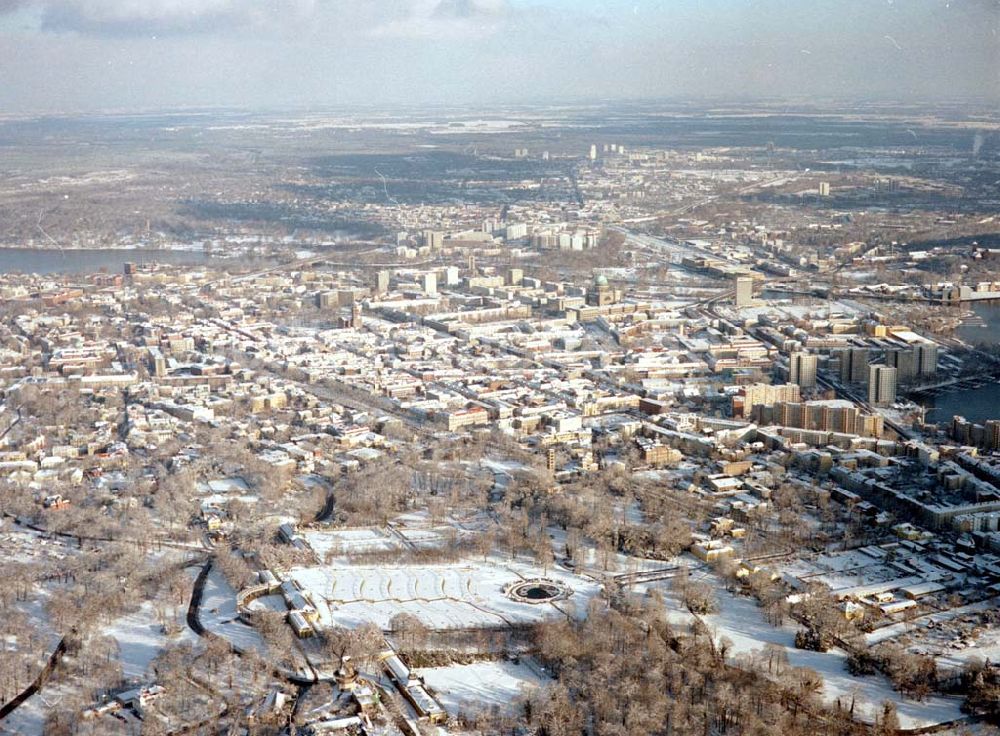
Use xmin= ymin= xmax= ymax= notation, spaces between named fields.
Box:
xmin=11 ymin=586 xmax=63 ymax=655
xmin=418 ymin=660 xmax=548 ymax=718
xmin=289 ymin=558 xmax=602 ymax=631
xmin=395 ymin=527 xmax=452 ymax=548
xmin=303 ymin=528 xmax=401 ymax=560
xmin=106 ymin=601 xmax=199 ymax=681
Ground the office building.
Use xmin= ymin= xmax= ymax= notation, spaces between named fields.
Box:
xmin=375 ymin=270 xmax=390 ymax=295
xmin=789 ymin=352 xmax=818 ymax=389
xmin=952 ymin=416 xmax=1000 ymax=451
xmin=735 ymin=276 xmax=754 ymax=308
xmin=857 ymin=413 xmax=885 ymax=438
xmin=589 ymin=144 xmax=598 ymax=161
xmin=868 ymin=365 xmax=897 ymax=406
xmin=818 ymin=181 xmax=831 ymax=196
xmin=952 ymin=416 xmax=973 ymax=444
xmin=422 ymin=272 xmax=437 ymax=296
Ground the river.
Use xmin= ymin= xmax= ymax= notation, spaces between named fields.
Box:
xmin=0 ymin=247 xmax=213 ymax=275
xmin=920 ymin=301 xmax=1000 ymax=425
xmin=953 ymin=299 xmax=1000 ymax=346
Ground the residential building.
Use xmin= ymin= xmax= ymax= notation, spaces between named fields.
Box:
xmin=789 ymin=352 xmax=817 ymax=389
xmin=868 ymin=365 xmax=897 ymax=406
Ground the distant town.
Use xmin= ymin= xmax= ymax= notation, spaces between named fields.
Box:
xmin=0 ymin=102 xmax=998 ymax=735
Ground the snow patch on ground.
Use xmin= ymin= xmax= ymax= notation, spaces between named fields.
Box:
xmin=418 ymin=660 xmax=548 ymax=718
xmin=198 ymin=566 xmax=268 ymax=655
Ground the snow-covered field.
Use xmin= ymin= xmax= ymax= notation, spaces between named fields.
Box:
xmin=289 ymin=558 xmax=601 ymax=631
xmin=418 ymin=660 xmax=548 ymax=718
xmin=481 ymin=458 xmax=526 ymax=475
xmin=0 ymin=591 xmax=64 ymax=735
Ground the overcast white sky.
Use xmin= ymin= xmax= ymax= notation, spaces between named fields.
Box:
xmin=0 ymin=0 xmax=997 ymax=113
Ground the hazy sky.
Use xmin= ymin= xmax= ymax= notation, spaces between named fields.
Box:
xmin=0 ymin=0 xmax=997 ymax=113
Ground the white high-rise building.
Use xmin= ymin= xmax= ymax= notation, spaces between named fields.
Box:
xmin=735 ymin=276 xmax=754 ymax=308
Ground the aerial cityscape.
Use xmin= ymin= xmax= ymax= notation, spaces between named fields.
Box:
xmin=0 ymin=2 xmax=999 ymax=736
